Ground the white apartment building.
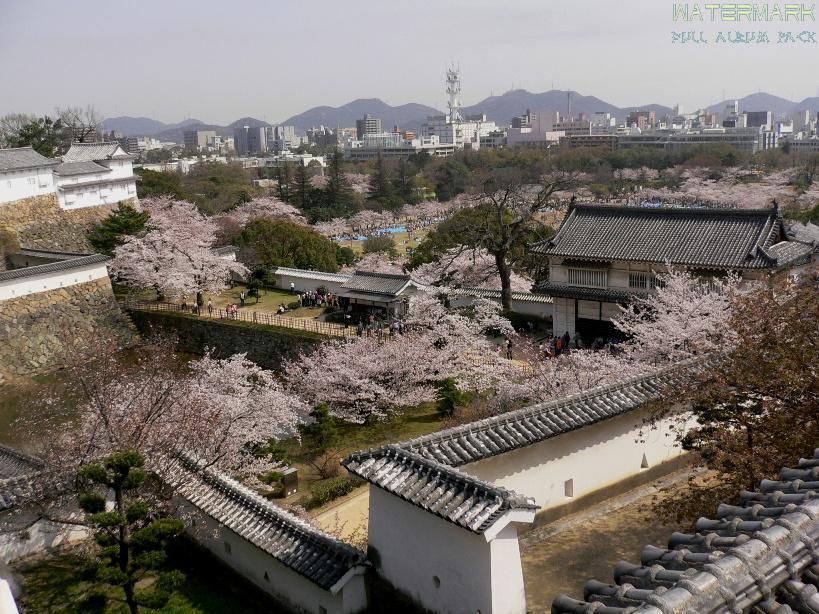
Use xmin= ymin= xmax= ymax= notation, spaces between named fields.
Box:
xmin=420 ymin=113 xmax=497 ymax=149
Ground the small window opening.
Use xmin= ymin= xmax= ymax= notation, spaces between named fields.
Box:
xmin=564 ymin=479 xmax=574 ymax=498
xmin=641 ymin=453 xmax=649 ymax=469
xmin=432 ymin=576 xmax=441 ymax=588
xmin=224 ymin=541 xmax=232 ymax=555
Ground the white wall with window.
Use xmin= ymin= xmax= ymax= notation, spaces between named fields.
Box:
xmin=0 ymin=167 xmax=55 ymax=204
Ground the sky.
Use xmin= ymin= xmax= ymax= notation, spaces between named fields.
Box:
xmin=1 ymin=0 xmax=817 ymax=124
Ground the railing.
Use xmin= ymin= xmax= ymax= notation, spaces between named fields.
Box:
xmin=123 ymin=299 xmax=354 ymax=339
xmin=567 ymin=267 xmax=608 ymax=289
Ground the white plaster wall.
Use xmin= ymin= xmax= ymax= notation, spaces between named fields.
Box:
xmin=273 ymin=271 xmax=348 ymax=294
xmin=552 ymin=296 xmax=576 ymax=336
xmin=57 ymin=179 xmax=135 ymax=210
xmin=0 ymin=580 xmax=18 ymax=614
xmin=368 ymin=485 xmax=500 ymax=614
xmin=99 ymin=159 xmax=134 ymax=179
xmin=179 ymin=501 xmax=363 ymax=614
xmin=489 ymin=524 xmax=528 ymax=614
xmin=0 ymin=168 xmax=55 ymax=204
xmin=509 ymin=298 xmax=552 ymax=319
xmin=0 ymin=262 xmax=109 ymax=301
xmin=0 ymin=514 xmax=90 ymax=564
xmin=464 ymin=406 xmax=687 ymax=512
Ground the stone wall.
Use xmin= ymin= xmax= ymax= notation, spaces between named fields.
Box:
xmin=127 ymin=310 xmax=322 ymax=370
xmin=0 ymin=194 xmax=135 ymax=253
xmin=0 ymin=277 xmax=133 ymax=383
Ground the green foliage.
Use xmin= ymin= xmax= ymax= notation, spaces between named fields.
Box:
xmin=178 ymin=161 xmax=259 ymax=214
xmin=298 ymin=404 xmax=339 ymax=457
xmin=363 ymin=234 xmax=398 ymax=257
xmin=434 ymin=378 xmax=465 ymax=418
xmin=238 ymin=218 xmax=341 ymax=272
xmin=87 ymin=202 xmax=150 ymax=255
xmin=143 ymin=148 xmax=173 ymax=164
xmin=335 ymin=244 xmax=357 ymax=266
xmin=0 ymin=227 xmax=20 ymax=264
xmin=307 ymin=476 xmax=360 ymax=509
xmin=4 ymin=116 xmax=63 ymax=157
xmin=135 ymin=168 xmax=190 ymax=200
xmin=78 ymin=449 xmax=184 ymax=613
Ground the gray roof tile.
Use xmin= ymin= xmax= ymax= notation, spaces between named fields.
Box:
xmin=54 ymin=160 xmax=111 ymax=176
xmin=0 ymin=146 xmax=58 ymax=171
xmin=0 ymin=254 xmax=108 ymax=282
xmin=530 ymin=204 xmax=800 ymax=269
xmin=341 ymin=271 xmax=413 ymax=296
xmin=342 ymin=446 xmax=537 ymax=534
xmin=62 ymin=142 xmax=132 ymax=162
xmin=170 ymin=454 xmax=367 ymax=590
xmin=552 ymin=448 xmax=819 ymax=613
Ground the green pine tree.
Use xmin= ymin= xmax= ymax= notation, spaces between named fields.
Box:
xmin=87 ymin=203 xmax=150 ymax=255
xmin=78 ymin=449 xmax=185 ymax=614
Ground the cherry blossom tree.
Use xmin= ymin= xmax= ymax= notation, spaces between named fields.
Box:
xmin=283 ymin=294 xmax=514 ymax=422
xmin=611 ymin=267 xmax=742 ymax=361
xmin=313 ymin=217 xmax=349 ymax=238
xmin=413 ymin=247 xmax=533 ymax=291
xmin=221 ymin=197 xmax=307 ymax=227
xmin=339 ymin=252 xmax=408 ymax=275
xmin=110 ymin=197 xmax=247 ymax=299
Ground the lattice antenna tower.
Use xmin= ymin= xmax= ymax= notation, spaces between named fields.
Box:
xmin=446 ymin=63 xmax=463 ymax=123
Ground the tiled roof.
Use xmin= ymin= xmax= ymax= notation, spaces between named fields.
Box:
xmin=0 ymin=444 xmax=45 ymax=511
xmin=54 ymin=160 xmax=111 ymax=176
xmin=530 ymin=204 xmax=797 ymax=269
xmin=533 ymin=282 xmax=635 ymax=303
xmin=0 ymin=254 xmax=108 ymax=283
xmin=344 ymin=362 xmax=703 ymax=533
xmin=343 ymin=446 xmax=537 ymax=533
xmin=451 ymin=287 xmax=553 ymax=304
xmin=764 ymin=240 xmax=814 ymax=267
xmin=270 ymin=266 xmax=351 ymax=284
xmin=0 ymin=146 xmax=58 ymax=172
xmin=341 ymin=271 xmax=413 ymax=296
xmin=552 ymin=448 xmax=819 ymax=613
xmin=62 ymin=142 xmax=132 ymax=162
xmin=171 ymin=454 xmax=368 ymax=591
xmin=402 ymin=362 xmax=693 ymax=467
xmin=211 ymin=245 xmax=239 ymax=257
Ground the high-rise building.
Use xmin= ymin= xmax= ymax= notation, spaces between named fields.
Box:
xmin=183 ymin=130 xmax=217 ymax=151
xmin=626 ymin=110 xmax=656 ymax=130
xmin=745 ymin=111 xmax=772 ymax=129
xmin=356 ymin=115 xmax=382 ymax=140
xmin=233 ymin=126 xmax=267 ymax=155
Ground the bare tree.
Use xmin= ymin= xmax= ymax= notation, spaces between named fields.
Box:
xmin=0 ymin=113 xmax=35 ymax=148
xmin=56 ymin=104 xmax=102 ymax=146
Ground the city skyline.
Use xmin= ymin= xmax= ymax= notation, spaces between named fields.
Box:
xmin=1 ymin=0 xmax=816 ymax=124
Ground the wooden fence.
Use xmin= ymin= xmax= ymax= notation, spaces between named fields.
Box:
xmin=123 ymin=299 xmax=354 ymax=339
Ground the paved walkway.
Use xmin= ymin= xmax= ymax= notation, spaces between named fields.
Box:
xmin=311 ymin=487 xmax=370 ymax=539
xmin=520 ymin=469 xmax=693 ymax=613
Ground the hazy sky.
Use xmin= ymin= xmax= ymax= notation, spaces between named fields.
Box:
xmin=1 ymin=0 xmax=817 ymax=124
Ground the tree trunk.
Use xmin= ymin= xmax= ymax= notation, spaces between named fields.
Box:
xmin=494 ymin=251 xmax=513 ymax=311
xmin=116 ymin=487 xmax=138 ymax=614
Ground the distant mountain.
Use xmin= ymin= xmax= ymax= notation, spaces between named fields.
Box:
xmin=282 ymin=98 xmax=442 ymax=133
xmin=102 ymin=90 xmax=819 ymax=145
xmin=227 ymin=117 xmax=271 ymax=129
xmin=462 ymin=89 xmax=673 ymax=124
xmin=152 ymin=121 xmax=231 ymax=144
xmin=101 ymin=116 xmax=169 ymax=136
xmin=100 ymin=116 xmax=207 ymax=139
xmin=707 ymin=93 xmax=804 ymax=116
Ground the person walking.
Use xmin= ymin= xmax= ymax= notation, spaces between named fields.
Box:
xmin=239 ymin=291 xmax=245 ymax=307
xmin=207 ymin=299 xmax=213 ymax=316
xmin=290 ymin=281 xmax=295 ymax=294
xmin=506 ymin=338 xmax=513 ymax=360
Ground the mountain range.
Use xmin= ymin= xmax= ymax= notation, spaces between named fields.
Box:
xmin=101 ymin=90 xmax=819 ymax=142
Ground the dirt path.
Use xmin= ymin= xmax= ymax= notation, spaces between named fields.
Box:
xmin=520 ymin=469 xmax=693 ymax=613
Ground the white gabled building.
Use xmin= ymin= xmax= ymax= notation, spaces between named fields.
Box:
xmin=55 ymin=142 xmax=138 ymax=209
xmin=0 ymin=147 xmax=58 ymax=205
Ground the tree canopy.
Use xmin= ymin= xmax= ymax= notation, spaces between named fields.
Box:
xmin=238 ymin=218 xmax=343 ymax=273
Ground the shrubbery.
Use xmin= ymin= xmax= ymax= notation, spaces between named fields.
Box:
xmin=307 ymin=476 xmax=361 ymax=509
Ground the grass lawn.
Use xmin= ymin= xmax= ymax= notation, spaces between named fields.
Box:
xmin=15 ymin=539 xmax=289 ymax=614
xmin=279 ymin=402 xmax=446 ymax=513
